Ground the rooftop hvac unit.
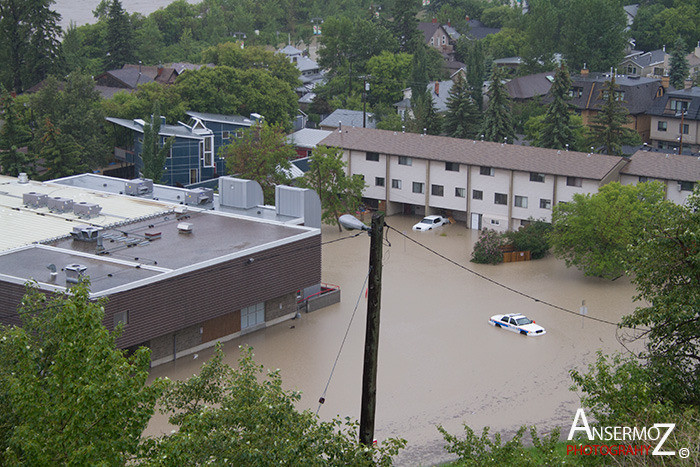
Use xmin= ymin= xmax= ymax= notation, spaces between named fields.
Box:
xmin=23 ymin=192 xmax=48 ymax=208
xmin=177 ymin=222 xmax=193 ymax=234
xmin=65 ymin=264 xmax=87 ymax=284
xmin=70 ymin=225 xmax=102 ymax=242
xmin=73 ymin=201 xmax=102 ymax=218
xmin=46 ymin=197 xmax=74 ymax=213
xmin=124 ymin=178 xmax=153 ymax=196
xmin=185 ymin=187 xmax=214 ymax=205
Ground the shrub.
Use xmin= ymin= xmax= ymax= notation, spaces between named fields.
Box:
xmin=471 ymin=229 xmax=504 ymax=264
xmin=504 ymin=219 xmax=552 ymax=259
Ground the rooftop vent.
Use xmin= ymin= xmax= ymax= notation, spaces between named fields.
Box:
xmin=73 ymin=202 xmax=102 ymax=219
xmin=18 ymin=172 xmax=29 ymax=184
xmin=23 ymin=192 xmax=48 ymax=208
xmin=124 ymin=178 xmax=153 ymax=196
xmin=177 ymin=222 xmax=193 ymax=234
xmin=185 ymin=187 xmax=214 ymax=205
xmin=71 ymin=225 xmax=102 ymax=242
xmin=46 ymin=197 xmax=74 ymax=213
xmin=65 ymin=264 xmax=87 ymax=284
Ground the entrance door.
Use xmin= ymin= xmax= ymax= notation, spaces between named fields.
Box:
xmin=470 ymin=212 xmax=482 ymax=230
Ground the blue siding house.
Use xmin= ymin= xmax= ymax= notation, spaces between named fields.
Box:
xmin=107 ymin=111 xmax=261 ymax=187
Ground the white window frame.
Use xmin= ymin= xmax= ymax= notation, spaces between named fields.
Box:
xmin=241 ymin=302 xmax=265 ymax=329
xmin=455 ymin=187 xmax=465 ymax=198
xmin=514 ymin=195 xmax=528 ymax=208
xmin=412 ymin=182 xmax=424 ymax=194
xmin=201 ymin=136 xmax=214 ymax=168
xmin=391 ymin=179 xmax=402 ymax=189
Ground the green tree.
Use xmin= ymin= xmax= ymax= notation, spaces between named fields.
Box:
xmin=0 ymin=0 xmax=63 ymax=92
xmin=0 ymin=281 xmax=160 ymax=464
xmin=222 ymin=122 xmax=295 ymax=204
xmin=296 ymin=145 xmax=366 ymax=231
xmin=524 ymin=113 xmax=588 ymax=152
xmin=587 ymin=77 xmax=640 ymax=156
xmin=669 ymin=36 xmax=690 ymax=90
xmin=444 ymin=74 xmax=481 ymax=139
xmin=0 ymin=88 xmax=32 ymax=176
xmin=390 ymin=0 xmax=422 ymax=53
xmin=503 ymin=219 xmax=552 ymax=259
xmin=407 ymin=90 xmax=442 ymax=135
xmin=481 ymin=67 xmax=515 ymax=143
xmin=105 ymin=0 xmax=133 ymax=70
xmin=520 ymin=0 xmax=566 ymax=72
xmin=471 ymin=229 xmax=504 ymax=265
xmin=36 ymin=119 xmax=86 ymax=180
xmin=141 ymin=103 xmax=174 ymax=183
xmin=538 ymin=65 xmax=578 ymax=150
xmin=366 ymin=51 xmax=413 ymax=107
xmin=140 ymin=346 xmax=405 ymax=465
xmin=550 ymin=181 xmax=666 ymax=279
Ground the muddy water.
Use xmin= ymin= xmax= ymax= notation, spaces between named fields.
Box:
xmin=146 ymin=215 xmax=643 ymax=465
xmin=53 ymin=0 xmax=199 ymax=28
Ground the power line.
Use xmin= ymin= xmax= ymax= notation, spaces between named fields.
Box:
xmin=385 ymin=224 xmax=648 ymax=331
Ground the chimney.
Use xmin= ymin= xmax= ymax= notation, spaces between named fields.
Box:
xmin=661 ymin=75 xmax=670 ymax=89
xmin=447 ymin=19 xmax=451 ymax=27
xmin=432 ymin=17 xmax=437 ymax=24
xmin=338 ymin=122 xmax=342 ymax=133
xmin=435 ymin=81 xmax=440 ymax=96
xmin=662 ymin=44 xmax=666 ymax=52
xmin=581 ymin=63 xmax=589 ymax=77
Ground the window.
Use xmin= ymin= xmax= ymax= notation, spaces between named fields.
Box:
xmin=680 ymin=123 xmax=689 ymax=134
xmin=412 ymin=182 xmax=424 ymax=194
xmin=514 ymin=195 xmax=528 ymax=208
xmin=445 ymin=162 xmax=459 ymax=172
xmin=162 ymin=137 xmax=172 ymax=158
xmin=391 ymin=179 xmax=402 ymax=189
xmin=480 ymin=166 xmax=494 ymax=176
xmin=626 ymin=65 xmax=637 ymax=75
xmin=680 ymin=181 xmax=695 ymax=191
xmin=539 ymin=198 xmax=552 ymax=209
xmin=114 ymin=310 xmax=129 ymax=328
xmin=241 ymin=302 xmax=265 ymax=329
xmin=494 ymin=193 xmax=507 ymax=205
xmin=430 ymin=37 xmax=434 ymax=45
xmin=658 ymin=121 xmax=667 ymax=132
xmin=431 ymin=184 xmax=444 ymax=196
xmin=366 ymin=152 xmax=379 ymax=161
xmin=670 ymin=100 xmax=689 ymax=112
xmin=356 ymin=174 xmax=365 ymax=181
xmin=653 ymin=67 xmax=664 ymax=76
xmin=639 ymin=176 xmax=649 ymax=183
xmin=375 ymin=177 xmax=385 ymax=187
xmin=441 ymin=35 xmax=446 ymax=45
xmin=201 ymin=136 xmax=214 ymax=167
xmin=472 ymin=190 xmax=483 ymax=200
xmin=529 ymin=172 xmax=545 ymax=183
xmin=455 ymin=187 xmax=465 ymax=198
xmin=398 ymin=156 xmax=412 ymax=166
xmin=222 ymin=131 xmax=231 ymax=139
xmin=569 ymin=87 xmax=583 ymax=98
xmin=566 ymin=176 xmax=582 ymax=187
xmin=490 ymin=219 xmax=500 ymax=225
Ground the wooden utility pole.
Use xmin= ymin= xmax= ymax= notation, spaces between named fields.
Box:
xmin=359 ymin=212 xmax=384 ymax=446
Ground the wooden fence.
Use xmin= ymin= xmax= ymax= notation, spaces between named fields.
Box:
xmin=500 ymin=244 xmax=531 ymax=263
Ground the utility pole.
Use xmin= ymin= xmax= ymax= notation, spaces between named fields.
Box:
xmin=362 ymin=76 xmax=370 ymax=128
xmin=359 ymin=211 xmax=384 ymax=446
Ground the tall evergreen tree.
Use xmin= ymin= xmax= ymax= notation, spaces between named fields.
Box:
xmin=481 ymin=67 xmax=515 ymax=143
xmin=444 ymin=74 xmax=481 ymax=139
xmin=588 ymin=77 xmax=639 ymax=156
xmin=410 ymin=43 xmax=431 ymax=102
xmin=408 ymin=90 xmax=442 ymax=135
xmin=669 ymin=37 xmax=690 ymax=90
xmin=462 ymin=40 xmax=486 ymax=110
xmin=539 ymin=64 xmax=577 ymax=149
xmin=0 ymin=88 xmax=33 ymax=176
xmin=105 ymin=0 xmax=133 ymax=70
xmin=390 ymin=0 xmax=421 ymax=53
xmin=141 ymin=103 xmax=174 ymax=183
xmin=38 ymin=119 xmax=86 ymax=180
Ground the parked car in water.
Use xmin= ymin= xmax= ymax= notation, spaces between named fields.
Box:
xmin=489 ymin=313 xmax=546 ymax=336
xmin=412 ymin=215 xmax=449 ymax=231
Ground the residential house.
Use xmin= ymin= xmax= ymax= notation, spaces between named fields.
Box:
xmin=278 ymin=45 xmax=326 ymax=105
xmin=418 ymin=20 xmax=466 ymax=74
xmin=318 ymin=127 xmax=698 ymax=231
xmin=646 ymin=86 xmax=700 ymax=154
xmin=106 ymin=111 xmax=260 ymax=187
xmin=623 ymin=4 xmax=639 ymax=28
xmin=561 ymin=72 xmax=667 ymax=143
xmin=319 ymin=109 xmax=376 ymax=130
xmin=687 ymin=42 xmax=700 ymax=82
xmin=395 ymin=72 xmax=464 ymax=120
xmin=0 ymin=173 xmax=327 ymax=366
xmin=286 ymin=128 xmax=332 ymax=158
xmin=464 ymin=19 xmax=501 ymax=40
xmin=620 ymin=150 xmax=698 ymax=203
xmin=505 ymin=71 xmax=555 ymax=103
xmin=619 ymin=48 xmax=669 ymax=78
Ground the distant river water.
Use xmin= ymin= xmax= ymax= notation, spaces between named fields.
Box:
xmin=53 ymin=0 xmax=198 ymax=28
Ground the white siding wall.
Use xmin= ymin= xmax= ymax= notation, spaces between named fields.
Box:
xmin=389 ymin=156 xmax=428 ymax=206
xmin=555 ymin=177 xmax=598 ymax=203
xmin=351 ymin=151 xmax=387 ymax=200
xmin=511 ymin=171 xmax=555 ymax=223
xmin=469 ymin=165 xmax=510 ymax=231
xmin=428 ymin=161 xmax=468 ymax=211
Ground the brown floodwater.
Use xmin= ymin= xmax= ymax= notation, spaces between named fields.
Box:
xmin=145 ymin=215 xmax=644 ymax=465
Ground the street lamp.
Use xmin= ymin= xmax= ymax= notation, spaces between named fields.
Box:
xmin=338 ymin=212 xmax=385 ymax=446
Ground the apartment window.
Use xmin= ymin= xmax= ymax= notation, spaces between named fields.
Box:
xmin=375 ymin=177 xmax=385 ymax=187
xmin=445 ymin=162 xmax=459 ymax=172
xmin=455 ymin=187 xmax=465 ymax=198
xmin=680 ymin=181 xmax=695 ymax=191
xmin=366 ymin=151 xmax=379 ymax=161
xmin=490 ymin=219 xmax=500 ymax=225
xmin=241 ymin=302 xmax=265 ymax=329
xmin=114 ymin=310 xmax=129 ymax=328
xmin=566 ymin=176 xmax=582 ymax=187
xmin=494 ymin=193 xmax=507 ymax=205
xmin=431 ymin=184 xmax=444 ymax=196
xmin=529 ymin=172 xmax=545 ymax=183
xmin=680 ymin=123 xmax=689 ymax=134
xmin=480 ymin=166 xmax=494 ymax=176
xmin=222 ymin=131 xmax=231 ymax=139
xmin=514 ymin=195 xmax=528 ymax=208
xmin=539 ymin=198 xmax=551 ymax=209
xmin=472 ymin=189 xmax=483 ymax=200
xmin=398 ymin=156 xmax=412 ymax=166
xmin=391 ymin=179 xmax=402 ymax=189
xmin=412 ymin=182 xmax=424 ymax=194
xmin=670 ymin=100 xmax=689 ymax=112
xmin=357 ymin=174 xmax=365 ymax=181
xmin=658 ymin=121 xmax=667 ymax=132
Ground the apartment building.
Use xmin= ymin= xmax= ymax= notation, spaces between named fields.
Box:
xmin=647 ymin=87 xmax=700 ymax=154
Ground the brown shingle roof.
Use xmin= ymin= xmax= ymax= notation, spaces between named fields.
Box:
xmin=622 ymin=150 xmax=700 ymax=182
xmin=320 ymin=127 xmax=625 ymax=180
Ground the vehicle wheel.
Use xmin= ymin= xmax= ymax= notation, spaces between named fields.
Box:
xmin=494 ymin=323 xmax=501 ymax=328
xmin=520 ymin=330 xmax=527 ymax=335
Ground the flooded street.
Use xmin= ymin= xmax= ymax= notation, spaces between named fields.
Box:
xmin=146 ymin=215 xmax=643 ymax=465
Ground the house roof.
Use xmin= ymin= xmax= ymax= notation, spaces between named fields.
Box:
xmin=428 ymin=80 xmax=455 ymax=112
xmin=279 ymin=45 xmax=303 ymax=56
xmin=646 ymin=86 xmax=700 ymax=120
xmin=506 ymin=71 xmax=555 ymax=100
xmin=166 ymin=62 xmax=213 ymax=74
xmin=493 ymin=56 xmax=523 ymax=66
xmin=319 ymin=127 xmax=625 ymax=180
xmin=286 ymin=129 xmax=332 ymax=149
xmin=295 ymin=56 xmax=320 ymax=73
xmin=319 ymin=109 xmax=376 ymax=129
xmin=443 ymin=24 xmax=461 ymax=41
xmin=623 ymin=49 xmax=667 ymax=68
xmin=465 ymin=19 xmax=501 ymax=40
xmin=564 ymin=73 xmax=664 ymax=115
xmin=95 ymin=85 xmax=134 ymax=99
xmin=105 ymin=117 xmax=206 ymax=140
xmin=621 ymin=150 xmax=700 ymax=182
xmin=101 ymin=68 xmax=155 ymax=89
xmin=417 ymin=22 xmax=443 ymax=43
xmin=186 ymin=111 xmax=256 ymax=127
